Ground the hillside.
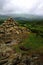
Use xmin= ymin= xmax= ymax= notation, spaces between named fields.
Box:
xmin=0 ymin=18 xmax=43 ymax=65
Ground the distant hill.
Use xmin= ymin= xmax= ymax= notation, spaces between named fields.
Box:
xmin=0 ymin=14 xmax=43 ymax=22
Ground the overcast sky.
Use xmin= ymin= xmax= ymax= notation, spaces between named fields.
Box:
xmin=0 ymin=0 xmax=43 ymax=15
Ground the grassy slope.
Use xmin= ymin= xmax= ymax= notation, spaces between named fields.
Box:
xmin=22 ymin=33 xmax=43 ymax=52
xmin=12 ymin=32 xmax=43 ymax=54
xmin=14 ymin=20 xmax=43 ymax=53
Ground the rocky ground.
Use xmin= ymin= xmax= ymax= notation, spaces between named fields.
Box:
xmin=0 ymin=18 xmax=43 ymax=65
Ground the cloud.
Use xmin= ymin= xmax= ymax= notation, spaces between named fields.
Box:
xmin=0 ymin=0 xmax=43 ymax=15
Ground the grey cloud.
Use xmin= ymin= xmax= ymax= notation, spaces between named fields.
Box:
xmin=0 ymin=0 xmax=6 ymax=14
xmin=0 ymin=0 xmax=6 ymax=9
xmin=0 ymin=0 xmax=43 ymax=15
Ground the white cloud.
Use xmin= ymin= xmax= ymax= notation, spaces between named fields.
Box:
xmin=0 ymin=0 xmax=43 ymax=15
